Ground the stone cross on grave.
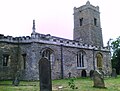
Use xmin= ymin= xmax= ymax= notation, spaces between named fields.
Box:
xmin=39 ymin=57 xmax=52 ymax=91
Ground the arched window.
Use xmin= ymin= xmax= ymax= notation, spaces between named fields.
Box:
xmin=94 ymin=18 xmax=97 ymax=26
xmin=22 ymin=53 xmax=26 ymax=69
xmin=77 ymin=51 xmax=86 ymax=68
xmin=3 ymin=54 xmax=9 ymax=66
xmin=42 ymin=49 xmax=51 ymax=60
xmin=79 ymin=18 xmax=83 ymax=26
xmin=41 ymin=48 xmax=54 ymax=66
xmin=96 ymin=53 xmax=103 ymax=69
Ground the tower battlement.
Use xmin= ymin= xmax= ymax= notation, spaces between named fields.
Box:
xmin=74 ymin=1 xmax=99 ymax=13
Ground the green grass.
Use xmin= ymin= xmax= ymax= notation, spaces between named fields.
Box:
xmin=0 ymin=76 xmax=120 ymax=91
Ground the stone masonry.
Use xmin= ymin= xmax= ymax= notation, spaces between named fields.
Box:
xmin=0 ymin=1 xmax=112 ymax=80
xmin=74 ymin=1 xmax=103 ymax=46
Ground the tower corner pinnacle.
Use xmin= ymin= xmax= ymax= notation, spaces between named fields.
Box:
xmin=32 ymin=20 xmax=36 ymax=33
xmin=86 ymin=1 xmax=90 ymax=5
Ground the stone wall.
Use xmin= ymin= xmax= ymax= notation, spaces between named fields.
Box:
xmin=0 ymin=38 xmax=111 ymax=80
xmin=19 ymin=42 xmax=111 ymax=80
xmin=0 ymin=43 xmax=18 ymax=80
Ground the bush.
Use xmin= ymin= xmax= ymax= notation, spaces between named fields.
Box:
xmin=68 ymin=78 xmax=78 ymax=90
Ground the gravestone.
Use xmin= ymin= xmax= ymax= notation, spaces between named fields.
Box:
xmin=93 ymin=70 xmax=105 ymax=88
xmin=90 ymin=70 xmax=94 ymax=79
xmin=12 ymin=71 xmax=20 ymax=86
xmin=81 ymin=70 xmax=87 ymax=77
xmin=99 ymin=69 xmax=104 ymax=79
xmin=111 ymin=68 xmax=117 ymax=78
xmin=12 ymin=77 xmax=20 ymax=86
xmin=39 ymin=57 xmax=52 ymax=91
xmin=68 ymin=72 xmax=71 ymax=78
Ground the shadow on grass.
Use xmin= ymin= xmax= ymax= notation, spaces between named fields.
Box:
xmin=0 ymin=84 xmax=36 ymax=86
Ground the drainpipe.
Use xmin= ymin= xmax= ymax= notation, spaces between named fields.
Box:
xmin=60 ymin=44 xmax=64 ymax=79
xmin=93 ymin=48 xmax=95 ymax=70
xmin=17 ymin=37 xmax=20 ymax=70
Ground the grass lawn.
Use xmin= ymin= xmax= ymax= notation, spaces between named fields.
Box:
xmin=0 ymin=76 xmax=120 ymax=91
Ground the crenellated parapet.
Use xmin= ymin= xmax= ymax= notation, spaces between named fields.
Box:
xmin=74 ymin=1 xmax=99 ymax=14
xmin=0 ymin=34 xmax=31 ymax=43
xmin=0 ymin=33 xmax=109 ymax=52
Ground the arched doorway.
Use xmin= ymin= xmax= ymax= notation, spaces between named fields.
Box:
xmin=81 ymin=70 xmax=87 ymax=77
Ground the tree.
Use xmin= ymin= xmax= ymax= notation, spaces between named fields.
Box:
xmin=111 ymin=36 xmax=120 ymax=74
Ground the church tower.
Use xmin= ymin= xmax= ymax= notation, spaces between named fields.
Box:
xmin=73 ymin=1 xmax=103 ymax=47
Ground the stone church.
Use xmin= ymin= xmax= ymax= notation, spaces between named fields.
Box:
xmin=0 ymin=1 xmax=111 ymax=80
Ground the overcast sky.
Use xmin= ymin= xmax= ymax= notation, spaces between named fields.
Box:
xmin=0 ymin=0 xmax=120 ymax=46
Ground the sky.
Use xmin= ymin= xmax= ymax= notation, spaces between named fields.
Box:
xmin=0 ymin=0 xmax=120 ymax=46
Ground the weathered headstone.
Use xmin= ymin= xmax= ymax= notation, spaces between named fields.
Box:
xmin=12 ymin=71 xmax=20 ymax=86
xmin=39 ymin=57 xmax=52 ymax=91
xmin=68 ymin=72 xmax=71 ymax=78
xmin=111 ymin=68 xmax=117 ymax=78
xmin=12 ymin=77 xmax=20 ymax=86
xmin=99 ymin=69 xmax=104 ymax=79
xmin=93 ymin=70 xmax=105 ymax=88
xmin=81 ymin=70 xmax=87 ymax=77
xmin=90 ymin=70 xmax=94 ymax=79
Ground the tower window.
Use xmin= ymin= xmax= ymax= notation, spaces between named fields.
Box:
xmin=3 ymin=54 xmax=9 ymax=66
xmin=79 ymin=18 xmax=83 ymax=26
xmin=94 ymin=18 xmax=97 ymax=26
